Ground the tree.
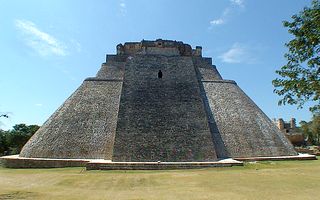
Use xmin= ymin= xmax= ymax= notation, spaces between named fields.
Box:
xmin=310 ymin=114 xmax=320 ymax=144
xmin=272 ymin=0 xmax=320 ymax=112
xmin=0 ymin=130 xmax=8 ymax=155
xmin=300 ymin=120 xmax=314 ymax=144
xmin=1 ymin=124 xmax=40 ymax=155
xmin=299 ymin=114 xmax=320 ymax=145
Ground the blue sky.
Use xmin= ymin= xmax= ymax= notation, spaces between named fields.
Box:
xmin=0 ymin=0 xmax=314 ymax=130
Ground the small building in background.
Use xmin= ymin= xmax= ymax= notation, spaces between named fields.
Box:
xmin=273 ymin=118 xmax=305 ymax=146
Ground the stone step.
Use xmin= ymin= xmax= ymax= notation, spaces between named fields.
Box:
xmin=86 ymin=162 xmax=243 ymax=170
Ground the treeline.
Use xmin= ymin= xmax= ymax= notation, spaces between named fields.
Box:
xmin=300 ymin=114 xmax=320 ymax=145
xmin=0 ymin=124 xmax=39 ymax=156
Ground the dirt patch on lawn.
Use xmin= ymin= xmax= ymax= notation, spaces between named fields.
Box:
xmin=0 ymin=191 xmax=39 ymax=200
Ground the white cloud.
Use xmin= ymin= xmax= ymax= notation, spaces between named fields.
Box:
xmin=230 ymin=0 xmax=244 ymax=8
xmin=35 ymin=103 xmax=43 ymax=107
xmin=70 ymin=39 xmax=82 ymax=52
xmin=209 ymin=1 xmax=244 ymax=27
xmin=209 ymin=8 xmax=230 ymax=27
xmin=119 ymin=0 xmax=127 ymax=16
xmin=210 ymin=19 xmax=225 ymax=25
xmin=219 ymin=43 xmax=257 ymax=64
xmin=15 ymin=19 xmax=67 ymax=57
xmin=222 ymin=7 xmax=231 ymax=16
xmin=120 ymin=2 xmax=126 ymax=8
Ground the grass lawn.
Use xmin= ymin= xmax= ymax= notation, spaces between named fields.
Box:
xmin=0 ymin=158 xmax=319 ymax=200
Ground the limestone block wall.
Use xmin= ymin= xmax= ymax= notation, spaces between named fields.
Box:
xmin=112 ymin=55 xmax=217 ymax=162
xmin=18 ymin=40 xmax=298 ymax=162
xmin=20 ymin=80 xmax=123 ymax=159
xmin=193 ymin=60 xmax=228 ymax=159
xmin=192 ymin=57 xmax=222 ymax=80
xmin=96 ymin=61 xmax=125 ymax=79
xmin=202 ymin=81 xmax=297 ymax=158
xmin=145 ymin=47 xmax=180 ymax=56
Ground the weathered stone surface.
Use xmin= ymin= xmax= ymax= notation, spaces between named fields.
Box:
xmin=117 ymin=39 xmax=194 ymax=56
xmin=20 ymin=80 xmax=123 ymax=159
xmin=1 ymin=155 xmax=90 ymax=168
xmin=112 ymin=55 xmax=217 ymax=162
xmin=192 ymin=57 xmax=222 ymax=80
xmin=86 ymin=161 xmax=243 ymax=170
xmin=202 ymin=81 xmax=297 ymax=157
xmin=96 ymin=60 xmax=125 ymax=79
xmin=19 ymin=39 xmax=297 ymax=163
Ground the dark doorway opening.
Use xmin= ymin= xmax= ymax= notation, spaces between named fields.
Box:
xmin=158 ymin=70 xmax=163 ymax=79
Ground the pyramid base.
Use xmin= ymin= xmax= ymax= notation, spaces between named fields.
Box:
xmin=0 ymin=155 xmax=242 ymax=169
xmin=1 ymin=154 xmax=316 ymax=170
xmin=86 ymin=159 xmax=243 ymax=170
xmin=234 ymin=154 xmax=317 ymax=161
xmin=0 ymin=155 xmax=92 ymax=168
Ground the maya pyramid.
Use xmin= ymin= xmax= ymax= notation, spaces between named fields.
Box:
xmin=20 ymin=39 xmax=297 ymax=162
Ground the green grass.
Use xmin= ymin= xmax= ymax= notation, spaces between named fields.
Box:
xmin=0 ymin=158 xmax=319 ymax=200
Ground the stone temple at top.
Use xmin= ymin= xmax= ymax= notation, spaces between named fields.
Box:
xmin=19 ymin=39 xmax=297 ymax=162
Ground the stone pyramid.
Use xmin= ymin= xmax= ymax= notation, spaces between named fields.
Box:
xmin=20 ymin=39 xmax=297 ymax=162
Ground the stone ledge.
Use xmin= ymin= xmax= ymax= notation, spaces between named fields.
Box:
xmin=0 ymin=155 xmax=92 ymax=168
xmin=1 ymin=155 xmax=242 ymax=169
xmin=1 ymin=155 xmax=316 ymax=169
xmin=201 ymin=80 xmax=237 ymax=84
xmin=86 ymin=159 xmax=243 ymax=170
xmin=234 ymin=154 xmax=317 ymax=161
xmin=84 ymin=77 xmax=123 ymax=82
